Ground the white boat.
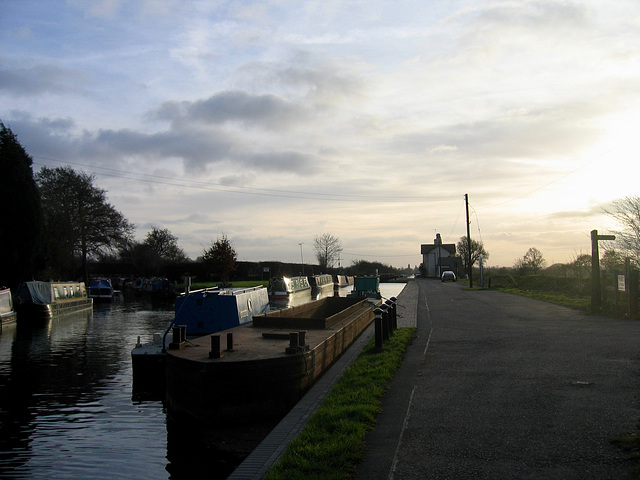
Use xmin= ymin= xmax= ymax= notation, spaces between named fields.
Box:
xmin=0 ymin=287 xmax=16 ymax=328
xmin=268 ymin=276 xmax=311 ymax=299
xmin=15 ymin=281 xmax=93 ymax=320
xmin=308 ymin=274 xmax=334 ymax=291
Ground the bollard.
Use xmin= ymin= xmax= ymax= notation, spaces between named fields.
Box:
xmin=178 ymin=325 xmax=187 ymax=343
xmin=298 ymin=331 xmax=306 ymax=347
xmin=286 ymin=332 xmax=301 ymax=354
xmin=172 ymin=326 xmax=181 ymax=344
xmin=390 ymin=297 xmax=398 ymax=330
xmin=380 ymin=304 xmax=390 ymax=341
xmin=226 ymin=332 xmax=234 ymax=351
xmin=209 ymin=335 xmax=222 ymax=358
xmin=385 ymin=300 xmax=395 ymax=336
xmin=374 ymin=308 xmax=383 ymax=350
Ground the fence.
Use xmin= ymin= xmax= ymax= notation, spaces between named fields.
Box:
xmin=601 ymin=267 xmax=639 ymax=319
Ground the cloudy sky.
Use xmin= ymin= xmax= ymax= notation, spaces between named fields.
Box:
xmin=2 ymin=1 xmax=639 ymax=269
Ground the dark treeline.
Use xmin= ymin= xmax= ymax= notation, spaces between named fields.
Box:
xmin=88 ymin=258 xmax=412 ymax=285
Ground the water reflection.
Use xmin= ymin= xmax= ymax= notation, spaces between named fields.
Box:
xmin=0 ymin=300 xmax=174 ymax=479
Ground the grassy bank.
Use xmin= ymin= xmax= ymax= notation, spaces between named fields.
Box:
xmin=486 ymin=274 xmax=591 ymax=312
xmin=264 ymin=327 xmax=417 ymax=480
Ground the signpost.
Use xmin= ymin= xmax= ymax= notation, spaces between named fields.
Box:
xmin=591 ymin=229 xmax=616 ymax=311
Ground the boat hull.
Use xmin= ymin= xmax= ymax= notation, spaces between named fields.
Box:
xmin=0 ymin=311 xmax=17 ymax=329
xmin=17 ymin=298 xmax=93 ymax=320
xmin=165 ymin=296 xmax=378 ymax=426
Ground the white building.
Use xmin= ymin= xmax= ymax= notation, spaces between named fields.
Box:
xmin=420 ymin=233 xmax=461 ymax=278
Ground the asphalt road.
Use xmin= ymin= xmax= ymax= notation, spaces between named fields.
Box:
xmin=357 ymin=278 xmax=640 ymax=480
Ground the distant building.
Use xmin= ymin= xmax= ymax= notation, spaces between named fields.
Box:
xmin=420 ymin=233 xmax=463 ymax=278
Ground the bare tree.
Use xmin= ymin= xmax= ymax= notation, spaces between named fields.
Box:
xmin=36 ymin=166 xmax=133 ymax=282
xmin=604 ymin=196 xmax=640 ymax=267
xmin=314 ymin=233 xmax=343 ymax=271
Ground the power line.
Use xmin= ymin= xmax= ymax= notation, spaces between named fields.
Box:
xmin=31 ymin=155 xmax=462 ymax=204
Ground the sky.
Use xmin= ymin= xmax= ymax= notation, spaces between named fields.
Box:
xmin=2 ymin=0 xmax=639 ymax=269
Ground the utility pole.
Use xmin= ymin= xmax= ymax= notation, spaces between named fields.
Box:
xmin=465 ymin=193 xmax=473 ymax=288
xmin=299 ymin=243 xmax=304 ymax=275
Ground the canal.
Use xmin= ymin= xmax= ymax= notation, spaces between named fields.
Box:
xmin=0 ymin=283 xmax=405 ymax=479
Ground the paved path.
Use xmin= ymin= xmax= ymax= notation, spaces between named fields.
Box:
xmin=357 ymin=278 xmax=640 ymax=480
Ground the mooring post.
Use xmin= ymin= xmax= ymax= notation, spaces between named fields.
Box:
xmin=385 ymin=299 xmax=395 ymax=335
xmin=374 ymin=308 xmax=383 ymax=350
xmin=298 ymin=331 xmax=306 ymax=347
xmin=226 ymin=332 xmax=234 ymax=351
xmin=209 ymin=335 xmax=222 ymax=359
xmin=178 ymin=325 xmax=187 ymax=343
xmin=390 ymin=296 xmax=398 ymax=330
xmin=172 ymin=326 xmax=181 ymax=344
xmin=380 ymin=304 xmax=390 ymax=340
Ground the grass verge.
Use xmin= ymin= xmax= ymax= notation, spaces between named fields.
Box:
xmin=264 ymin=327 xmax=417 ymax=480
xmin=495 ymin=288 xmax=590 ymax=312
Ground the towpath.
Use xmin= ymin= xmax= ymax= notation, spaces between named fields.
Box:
xmin=357 ymin=278 xmax=640 ymax=480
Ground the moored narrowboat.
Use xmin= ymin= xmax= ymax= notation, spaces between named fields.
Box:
xmin=164 ymin=295 xmax=380 ymax=427
xmin=88 ymin=278 xmax=114 ymax=301
xmin=15 ymin=281 xmax=93 ymax=320
xmin=131 ymin=285 xmax=270 ymax=394
xmin=348 ymin=276 xmax=382 ymax=299
xmin=0 ymin=287 xmax=17 ymax=329
xmin=268 ymin=276 xmax=311 ymax=299
xmin=307 ymin=273 xmax=334 ymax=291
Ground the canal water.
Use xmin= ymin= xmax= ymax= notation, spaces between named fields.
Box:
xmin=0 ymin=283 xmax=405 ymax=479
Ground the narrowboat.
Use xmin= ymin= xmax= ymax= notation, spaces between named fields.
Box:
xmin=268 ymin=276 xmax=311 ymax=299
xmin=88 ymin=278 xmax=114 ymax=301
xmin=164 ymin=295 xmax=380 ymax=427
xmin=333 ymin=274 xmax=349 ymax=288
xmin=348 ymin=276 xmax=382 ymax=299
xmin=14 ymin=281 xmax=93 ymax=319
xmin=0 ymin=287 xmax=17 ymax=328
xmin=131 ymin=285 xmax=270 ymax=393
xmin=308 ymin=273 xmax=334 ymax=292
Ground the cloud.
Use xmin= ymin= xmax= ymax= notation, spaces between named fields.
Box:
xmin=0 ymin=60 xmax=88 ymax=96
xmin=151 ymin=90 xmax=307 ymax=129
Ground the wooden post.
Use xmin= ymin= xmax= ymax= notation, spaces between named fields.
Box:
xmin=374 ymin=308 xmax=383 ymax=350
xmin=465 ymin=193 xmax=473 ymax=288
xmin=591 ymin=229 xmax=615 ymax=312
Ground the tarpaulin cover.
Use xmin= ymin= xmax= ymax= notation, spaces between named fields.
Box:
xmin=18 ymin=282 xmax=54 ymax=305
